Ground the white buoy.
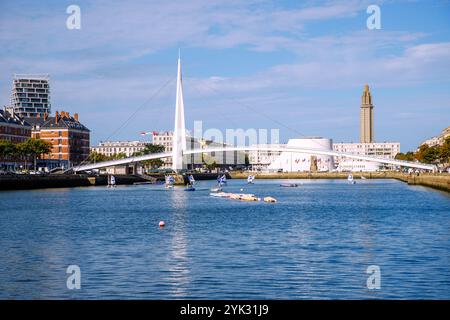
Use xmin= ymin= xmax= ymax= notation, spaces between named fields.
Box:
xmin=159 ymin=221 xmax=165 ymax=228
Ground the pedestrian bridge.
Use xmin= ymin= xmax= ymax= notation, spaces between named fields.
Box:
xmin=73 ymin=146 xmax=435 ymax=172
xmin=74 ymin=54 xmax=436 ymax=173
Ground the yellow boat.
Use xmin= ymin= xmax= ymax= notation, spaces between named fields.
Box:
xmin=263 ymin=196 xmax=277 ymax=203
xmin=240 ymin=194 xmax=260 ymax=201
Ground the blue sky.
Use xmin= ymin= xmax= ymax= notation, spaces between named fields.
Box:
xmin=0 ymin=0 xmax=449 ymax=151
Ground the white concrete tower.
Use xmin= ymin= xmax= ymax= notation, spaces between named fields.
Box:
xmin=172 ymin=50 xmax=187 ymax=172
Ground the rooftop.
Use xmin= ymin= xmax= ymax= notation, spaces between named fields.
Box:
xmin=13 ymin=74 xmax=50 ymax=81
xmin=25 ymin=111 xmax=89 ymax=132
xmin=0 ymin=108 xmax=31 ymax=127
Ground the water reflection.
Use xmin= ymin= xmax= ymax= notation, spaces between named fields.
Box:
xmin=167 ymin=188 xmax=191 ymax=298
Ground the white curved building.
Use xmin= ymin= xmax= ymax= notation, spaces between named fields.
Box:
xmin=336 ymin=159 xmax=381 ymax=172
xmin=268 ymin=137 xmax=334 ymax=172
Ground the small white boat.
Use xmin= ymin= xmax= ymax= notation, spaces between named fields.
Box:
xmin=108 ymin=175 xmax=116 ymax=188
xmin=247 ymin=175 xmax=255 ymax=184
xmin=280 ymin=183 xmax=298 ymax=187
xmin=347 ymin=174 xmax=356 ymax=184
xmin=217 ymin=174 xmax=227 ymax=185
xmin=210 ymin=192 xmax=231 ymax=198
xmin=165 ymin=175 xmax=175 ymax=188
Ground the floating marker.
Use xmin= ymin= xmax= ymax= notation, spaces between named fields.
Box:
xmin=159 ymin=221 xmax=165 ymax=228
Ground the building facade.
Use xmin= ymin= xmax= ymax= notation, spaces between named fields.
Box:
xmin=28 ymin=111 xmax=90 ymax=169
xmin=0 ymin=108 xmax=32 ymax=170
xmin=248 ymin=144 xmax=284 ymax=171
xmin=360 ymin=84 xmax=374 ymax=143
xmin=152 ymin=131 xmax=245 ymax=169
xmin=333 ymin=142 xmax=400 ymax=171
xmin=0 ymin=108 xmax=31 ymax=143
xmin=91 ymin=141 xmax=149 ymax=157
xmin=419 ymin=126 xmax=450 ymax=148
xmin=9 ymin=74 xmax=51 ymax=118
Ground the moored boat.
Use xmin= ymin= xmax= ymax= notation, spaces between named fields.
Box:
xmin=280 ymin=183 xmax=298 ymax=187
xmin=210 ymin=192 xmax=231 ymax=198
xmin=347 ymin=174 xmax=356 ymax=184
xmin=263 ymin=196 xmax=277 ymax=203
xmin=239 ymin=194 xmax=260 ymax=201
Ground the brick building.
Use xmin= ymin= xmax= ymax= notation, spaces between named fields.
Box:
xmin=27 ymin=111 xmax=90 ymax=169
xmin=0 ymin=108 xmax=32 ymax=170
xmin=0 ymin=108 xmax=31 ymax=143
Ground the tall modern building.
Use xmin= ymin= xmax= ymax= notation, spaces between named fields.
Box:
xmin=360 ymin=84 xmax=374 ymax=143
xmin=10 ymin=74 xmax=51 ymax=118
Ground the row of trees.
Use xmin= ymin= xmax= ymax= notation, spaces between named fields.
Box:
xmin=0 ymin=138 xmax=53 ymax=171
xmin=88 ymin=144 xmax=166 ymax=170
xmin=395 ymin=137 xmax=450 ymax=164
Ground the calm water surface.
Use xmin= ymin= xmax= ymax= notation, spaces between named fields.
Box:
xmin=0 ymin=179 xmax=449 ymax=299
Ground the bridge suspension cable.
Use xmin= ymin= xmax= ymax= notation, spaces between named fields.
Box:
xmin=73 ymin=76 xmax=175 ymax=170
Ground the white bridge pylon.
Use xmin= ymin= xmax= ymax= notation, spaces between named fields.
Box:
xmin=73 ymin=54 xmax=436 ymax=173
xmin=172 ymin=50 xmax=187 ymax=172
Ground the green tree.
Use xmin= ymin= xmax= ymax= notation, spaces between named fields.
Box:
xmin=17 ymin=138 xmax=52 ymax=171
xmin=133 ymin=144 xmax=166 ymax=170
xmin=395 ymin=151 xmax=415 ymax=161
xmin=439 ymin=137 xmax=450 ymax=164
xmin=0 ymin=140 xmax=17 ymax=158
xmin=88 ymin=151 xmax=110 ymax=163
xmin=396 ymin=136 xmax=450 ymax=166
xmin=424 ymin=146 xmax=440 ymax=163
xmin=112 ymin=152 xmax=128 ymax=160
xmin=204 ymin=160 xmax=218 ymax=171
